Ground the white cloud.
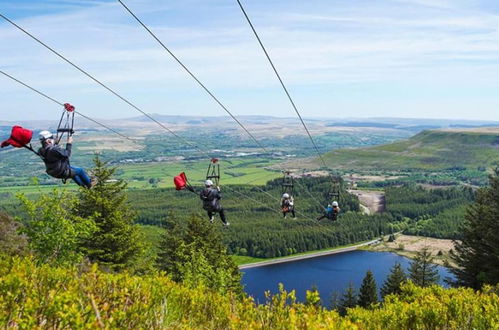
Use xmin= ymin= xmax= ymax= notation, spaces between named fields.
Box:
xmin=0 ymin=0 xmax=498 ymax=121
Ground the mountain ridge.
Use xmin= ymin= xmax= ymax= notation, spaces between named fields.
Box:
xmin=319 ymin=129 xmax=499 ymax=171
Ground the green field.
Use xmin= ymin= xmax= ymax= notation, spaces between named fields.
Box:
xmin=0 ymin=157 xmax=281 ymax=193
xmin=118 ymin=158 xmax=281 ymax=188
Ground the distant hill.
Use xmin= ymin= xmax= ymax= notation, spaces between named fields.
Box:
xmin=320 ymin=128 xmax=499 ymax=171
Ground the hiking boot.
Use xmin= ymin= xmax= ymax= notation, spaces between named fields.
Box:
xmin=209 ymin=216 xmax=215 ymax=223
xmin=223 ymin=222 xmax=230 ymax=227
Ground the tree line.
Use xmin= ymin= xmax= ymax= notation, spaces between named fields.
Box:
xmin=1 ymin=157 xmax=497 ymax=296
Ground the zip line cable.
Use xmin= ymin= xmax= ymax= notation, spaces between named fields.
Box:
xmin=0 ymin=71 xmax=281 ymax=216
xmin=0 ymin=11 xmax=245 ymax=165
xmin=0 ymin=12 xmax=198 ymax=153
xmin=0 ymin=70 xmax=282 ymax=216
xmin=116 ymin=0 xmax=267 ymax=155
xmin=235 ymin=0 xmax=340 ymax=191
xmin=0 ymin=12 xmax=316 ymax=219
xmin=115 ymin=0 xmax=325 ymax=211
xmin=0 ymin=69 xmax=138 ymax=144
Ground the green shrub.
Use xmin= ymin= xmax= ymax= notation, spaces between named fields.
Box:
xmin=1 ymin=257 xmax=497 ymax=329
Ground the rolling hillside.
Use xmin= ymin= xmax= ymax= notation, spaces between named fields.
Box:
xmin=320 ymin=128 xmax=499 ymax=171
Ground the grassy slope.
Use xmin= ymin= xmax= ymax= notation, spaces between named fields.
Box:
xmin=321 ymin=130 xmax=499 ymax=171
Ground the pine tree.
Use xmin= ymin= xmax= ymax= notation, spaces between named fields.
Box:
xmin=451 ymin=169 xmax=499 ymax=288
xmin=75 ymin=156 xmax=144 ymax=272
xmin=381 ymin=262 xmax=406 ymax=298
xmin=338 ymin=282 xmax=358 ymax=316
xmin=358 ymin=270 xmax=378 ymax=308
xmin=157 ymin=215 xmax=242 ymax=295
xmin=157 ymin=215 xmax=188 ymax=282
xmin=408 ymin=247 xmax=440 ymax=287
xmin=329 ymin=291 xmax=340 ymax=311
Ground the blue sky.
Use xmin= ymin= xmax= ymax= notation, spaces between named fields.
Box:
xmin=1 ymin=0 xmax=499 ymax=121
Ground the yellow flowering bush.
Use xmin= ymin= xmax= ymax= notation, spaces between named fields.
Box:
xmin=0 ymin=257 xmax=497 ymax=329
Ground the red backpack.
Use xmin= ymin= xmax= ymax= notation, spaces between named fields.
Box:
xmin=1 ymin=126 xmax=33 ymax=148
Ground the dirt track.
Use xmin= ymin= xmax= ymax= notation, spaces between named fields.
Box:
xmin=348 ymin=189 xmax=385 ymax=214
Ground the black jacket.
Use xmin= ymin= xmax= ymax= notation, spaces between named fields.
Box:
xmin=200 ymin=187 xmax=222 ymax=212
xmin=38 ymin=143 xmax=72 ymax=179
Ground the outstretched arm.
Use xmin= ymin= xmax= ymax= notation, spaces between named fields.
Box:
xmin=52 ymin=144 xmax=71 ymax=159
xmin=65 ymin=136 xmax=73 ymax=157
xmin=54 ymin=136 xmax=73 ymax=158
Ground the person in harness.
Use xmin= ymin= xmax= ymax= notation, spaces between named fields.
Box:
xmin=199 ymin=179 xmax=229 ymax=227
xmin=280 ymin=193 xmax=296 ymax=219
xmin=317 ymin=201 xmax=340 ymax=221
xmin=37 ymin=130 xmax=92 ymax=188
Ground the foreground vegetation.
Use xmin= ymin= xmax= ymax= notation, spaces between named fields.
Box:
xmin=0 ymin=256 xmax=497 ymax=329
xmin=1 ymin=154 xmax=498 ymax=328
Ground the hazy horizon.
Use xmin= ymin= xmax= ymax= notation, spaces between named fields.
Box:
xmin=2 ymin=113 xmax=499 ymax=124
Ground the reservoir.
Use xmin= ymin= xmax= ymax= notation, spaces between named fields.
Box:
xmin=241 ymin=250 xmax=454 ymax=304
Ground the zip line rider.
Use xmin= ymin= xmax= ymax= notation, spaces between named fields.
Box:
xmin=280 ymin=193 xmax=296 ymax=219
xmin=38 ymin=130 xmax=92 ymax=188
xmin=200 ymin=179 xmax=229 ymax=227
xmin=317 ymin=201 xmax=340 ymax=221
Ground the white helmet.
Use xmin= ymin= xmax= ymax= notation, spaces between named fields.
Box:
xmin=39 ymin=130 xmax=54 ymax=141
xmin=282 ymin=193 xmax=290 ymax=198
xmin=332 ymin=201 xmax=339 ymax=207
xmin=205 ymin=179 xmax=213 ymax=187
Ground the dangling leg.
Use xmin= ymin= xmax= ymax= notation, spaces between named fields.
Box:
xmin=70 ymin=166 xmax=91 ymax=188
xmin=219 ymin=208 xmax=229 ymax=226
xmin=72 ymin=173 xmax=84 ymax=186
xmin=207 ymin=211 xmax=214 ymax=223
xmin=316 ymin=214 xmax=326 ymax=221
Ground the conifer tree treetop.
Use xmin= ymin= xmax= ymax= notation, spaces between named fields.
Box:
xmin=451 ymin=168 xmax=499 ymax=288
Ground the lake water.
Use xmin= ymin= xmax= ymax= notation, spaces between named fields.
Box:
xmin=241 ymin=250 xmax=455 ymax=304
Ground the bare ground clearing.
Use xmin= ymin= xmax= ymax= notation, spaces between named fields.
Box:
xmin=348 ymin=189 xmax=385 ymax=213
xmin=346 ymin=174 xmax=405 ymax=182
xmin=366 ymin=234 xmax=457 ymax=267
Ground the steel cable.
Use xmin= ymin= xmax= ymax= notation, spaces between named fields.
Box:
xmin=115 ymin=0 xmax=325 ymax=212
xmin=235 ymin=0 xmax=340 ymax=192
xmin=0 ymin=11 xmax=317 ymax=220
